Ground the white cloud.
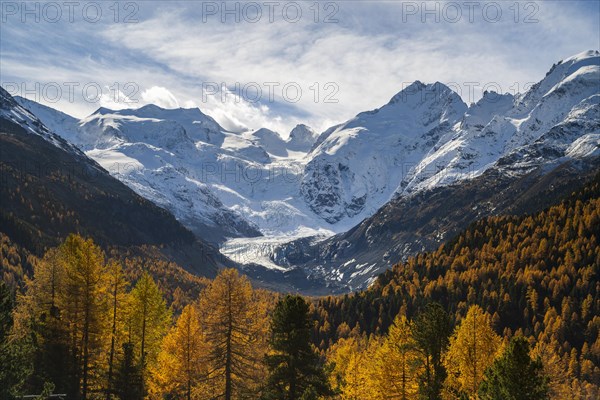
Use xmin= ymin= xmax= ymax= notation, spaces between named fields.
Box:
xmin=99 ymin=87 xmax=135 ymax=110
xmin=97 ymin=2 xmax=599 ymax=132
xmin=140 ymin=86 xmax=180 ymax=109
xmin=200 ymin=87 xmax=293 ymax=134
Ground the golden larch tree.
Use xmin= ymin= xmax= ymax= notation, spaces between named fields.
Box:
xmin=127 ymin=271 xmax=171 ymax=390
xmin=60 ymin=234 xmax=110 ymax=399
xmin=198 ymin=268 xmax=270 ymax=400
xmin=329 ymin=335 xmax=379 ymax=399
xmin=373 ymin=314 xmax=423 ymax=399
xmin=443 ymin=305 xmax=501 ymax=399
xmin=150 ymin=303 xmax=209 ymax=399
xmin=104 ymin=259 xmax=129 ymax=399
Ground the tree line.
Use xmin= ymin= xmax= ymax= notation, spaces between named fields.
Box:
xmin=327 ymin=302 xmax=549 ymax=399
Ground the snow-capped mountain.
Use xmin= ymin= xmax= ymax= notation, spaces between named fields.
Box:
xmin=301 ymin=81 xmax=468 ymax=223
xmin=15 ymin=97 xmax=330 ymax=244
xmin=0 ymin=86 xmax=225 ymax=277
xmin=10 ymin=50 xmax=600 ymax=293
xmin=274 ymin=50 xmax=600 ymax=291
xmin=1 ymin=87 xmax=86 ymax=158
xmin=398 ymin=50 xmax=600 ymax=194
xmin=301 ymin=51 xmax=599 ymax=228
xmin=287 ymin=124 xmax=319 ymax=152
xmin=15 ymin=99 xmax=263 ymax=243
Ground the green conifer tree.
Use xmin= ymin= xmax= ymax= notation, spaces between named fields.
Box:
xmin=479 ymin=336 xmax=549 ymax=400
xmin=262 ymin=295 xmax=333 ymax=400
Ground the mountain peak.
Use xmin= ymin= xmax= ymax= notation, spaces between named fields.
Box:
xmin=251 ymin=127 xmax=282 ymax=140
xmin=519 ymin=50 xmax=599 ymax=108
xmin=291 ymin=123 xmax=313 ymax=131
xmin=84 ymin=102 xmax=225 ymax=143
xmin=91 ymin=106 xmax=113 ymax=116
xmin=480 ymin=90 xmax=514 ymax=102
xmin=253 ymin=127 xmax=278 ymax=134
xmin=563 ymin=49 xmax=600 ymax=63
xmin=287 ymin=124 xmax=318 ymax=152
xmin=387 ymin=81 xmax=458 ymax=106
xmin=0 ymin=86 xmax=20 ymax=110
xmin=0 ymin=85 xmax=11 ymax=100
xmin=546 ymin=49 xmax=600 ymax=78
xmin=289 ymin=124 xmax=317 ymax=140
xmin=90 ymin=103 xmax=211 ymax=121
xmin=383 ymin=80 xmax=421 ymax=104
xmin=136 ymin=103 xmax=166 ymax=113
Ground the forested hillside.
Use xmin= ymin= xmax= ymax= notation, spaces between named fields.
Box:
xmin=314 ymin=172 xmax=600 ymax=398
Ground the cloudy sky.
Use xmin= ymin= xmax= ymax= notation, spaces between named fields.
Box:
xmin=1 ymin=1 xmax=599 ymax=135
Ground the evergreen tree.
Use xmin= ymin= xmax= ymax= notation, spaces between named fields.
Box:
xmin=262 ymin=295 xmax=333 ymax=400
xmin=479 ymin=337 xmax=549 ymax=400
xmin=113 ymin=342 xmax=144 ymax=400
xmin=0 ymin=280 xmax=13 ymax=339
xmin=412 ymin=302 xmax=452 ymax=400
xmin=299 ymin=385 xmax=319 ymax=400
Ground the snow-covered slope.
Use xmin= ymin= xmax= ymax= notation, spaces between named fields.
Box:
xmin=12 ymin=96 xmax=83 ymax=146
xmin=274 ymin=50 xmax=600 ymax=292
xmin=1 ymin=87 xmax=226 ymax=278
xmin=2 ymin=88 xmax=85 ymax=158
xmin=399 ymin=50 xmax=600 ymax=194
xmin=245 ymin=128 xmax=289 ymax=157
xmin=301 ymin=81 xmax=468 ymax=223
xmin=13 ymin=96 xmax=334 ymax=243
xmin=72 ymin=108 xmax=280 ymax=243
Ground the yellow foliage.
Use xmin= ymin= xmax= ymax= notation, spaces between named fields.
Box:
xmin=197 ymin=268 xmax=271 ymax=399
xmin=372 ymin=315 xmax=423 ymax=399
xmin=443 ymin=305 xmax=501 ymax=399
xmin=149 ymin=304 xmax=209 ymax=399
